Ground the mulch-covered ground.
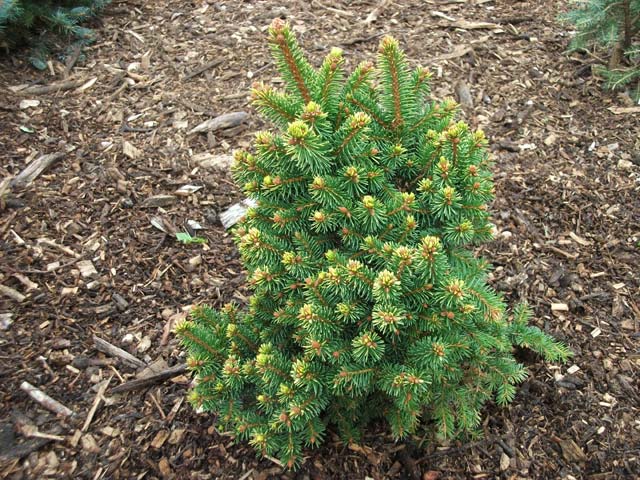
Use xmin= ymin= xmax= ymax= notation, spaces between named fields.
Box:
xmin=1 ymin=0 xmax=639 ymax=478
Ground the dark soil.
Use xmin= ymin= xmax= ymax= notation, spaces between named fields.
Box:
xmin=1 ymin=1 xmax=638 ymax=479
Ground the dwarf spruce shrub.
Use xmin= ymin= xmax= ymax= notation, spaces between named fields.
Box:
xmin=177 ymin=19 xmax=570 ymax=469
xmin=0 ymin=0 xmax=110 ymax=68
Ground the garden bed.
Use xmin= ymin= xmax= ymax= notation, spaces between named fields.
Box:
xmin=0 ymin=0 xmax=638 ymax=478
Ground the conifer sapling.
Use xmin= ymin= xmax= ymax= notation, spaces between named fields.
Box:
xmin=563 ymin=0 xmax=640 ymax=100
xmin=177 ymin=19 xmax=570 ymax=469
xmin=0 ymin=0 xmax=110 ymax=68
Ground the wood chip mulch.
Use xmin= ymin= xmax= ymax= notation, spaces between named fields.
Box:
xmin=0 ymin=1 xmax=638 ymax=479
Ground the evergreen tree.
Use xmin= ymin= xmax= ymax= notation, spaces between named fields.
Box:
xmin=563 ymin=0 xmax=640 ymax=101
xmin=177 ymin=19 xmax=570 ymax=469
xmin=0 ymin=0 xmax=110 ymax=68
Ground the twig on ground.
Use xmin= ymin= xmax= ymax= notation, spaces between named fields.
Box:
xmin=82 ymin=377 xmax=112 ymax=432
xmin=341 ymin=32 xmax=385 ymax=46
xmin=111 ymin=364 xmax=187 ymax=393
xmin=0 ymin=284 xmax=25 ymax=303
xmin=21 ymin=257 xmax=83 ymax=274
xmin=37 ymin=237 xmax=80 ymax=258
xmin=10 ymin=152 xmax=65 ymax=189
xmin=265 ymin=455 xmax=284 ymax=468
xmin=310 ymin=0 xmax=354 ymax=17
xmin=20 ymin=381 xmax=75 ymax=417
xmin=149 ymin=392 xmax=166 ymax=419
xmin=13 ymin=412 xmax=66 ymax=442
xmin=166 ymin=397 xmax=184 ymax=423
xmin=17 ymin=79 xmax=87 ymax=95
xmin=183 ymin=59 xmax=223 ymax=81
xmin=238 ymin=469 xmax=255 ymax=480
xmin=93 ymin=335 xmax=146 ymax=370
xmin=543 ymin=244 xmax=579 ymax=260
xmin=251 ymin=61 xmax=273 ymax=77
xmin=364 ymin=0 xmax=390 ymax=24
xmin=430 ymin=45 xmax=474 ymax=63
xmin=64 ymin=45 xmax=83 ymax=77
xmin=12 ymin=273 xmax=38 ymax=291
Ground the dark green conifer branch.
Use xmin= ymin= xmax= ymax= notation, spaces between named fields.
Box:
xmin=563 ymin=0 xmax=640 ymax=100
xmin=0 ymin=0 xmax=110 ymax=68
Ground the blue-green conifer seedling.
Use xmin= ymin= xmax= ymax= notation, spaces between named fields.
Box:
xmin=562 ymin=0 xmax=640 ymax=100
xmin=177 ymin=19 xmax=570 ymax=469
xmin=0 ymin=0 xmax=110 ymax=68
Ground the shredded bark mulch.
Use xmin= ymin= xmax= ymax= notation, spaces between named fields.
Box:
xmin=0 ymin=1 xmax=638 ymax=479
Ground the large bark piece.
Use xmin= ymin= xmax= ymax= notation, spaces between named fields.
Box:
xmin=188 ymin=111 xmax=248 ymax=134
xmin=11 ymin=153 xmax=65 ymax=189
xmin=220 ymin=198 xmax=258 ymax=229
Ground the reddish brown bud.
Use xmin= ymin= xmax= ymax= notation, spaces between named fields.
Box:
xmin=270 ymin=18 xmax=286 ymax=33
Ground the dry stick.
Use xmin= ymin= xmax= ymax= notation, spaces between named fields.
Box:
xmin=265 ymin=455 xmax=285 ymax=468
xmin=609 ymin=106 xmax=640 ymax=114
xmin=497 ymin=16 xmax=534 ymax=25
xmin=18 ymin=79 xmax=86 ymax=95
xmin=120 ymin=121 xmax=155 ymax=133
xmin=13 ymin=273 xmax=38 ymax=291
xmin=20 ymin=381 xmax=75 ymax=418
xmin=110 ymin=364 xmax=187 ymax=394
xmin=165 ymin=396 xmax=184 ymax=423
xmin=64 ymin=45 xmax=82 ymax=77
xmin=431 ymin=45 xmax=473 ymax=63
xmin=183 ymin=59 xmax=223 ymax=81
xmin=364 ymin=0 xmax=390 ymax=24
xmin=238 ymin=469 xmax=255 ymax=480
xmin=10 ymin=152 xmax=65 ymax=189
xmin=149 ymin=392 xmax=166 ymax=419
xmin=93 ymin=335 xmax=146 ymax=370
xmin=252 ymin=61 xmax=273 ymax=77
xmin=106 ymin=81 xmax=128 ymax=102
xmin=0 ymin=437 xmax=52 ymax=462
xmin=21 ymin=257 xmax=83 ymax=275
xmin=82 ymin=377 xmax=112 ymax=432
xmin=0 ymin=284 xmax=25 ymax=303
xmin=37 ymin=237 xmax=80 ymax=258
xmin=14 ymin=412 xmax=66 ymax=442
xmin=340 ymin=32 xmax=385 ymax=46
xmin=543 ymin=244 xmax=579 ymax=260
xmin=23 ymin=429 xmax=65 ymax=442
xmin=310 ymin=0 xmax=354 ymax=17
xmin=220 ymin=92 xmax=249 ymax=101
